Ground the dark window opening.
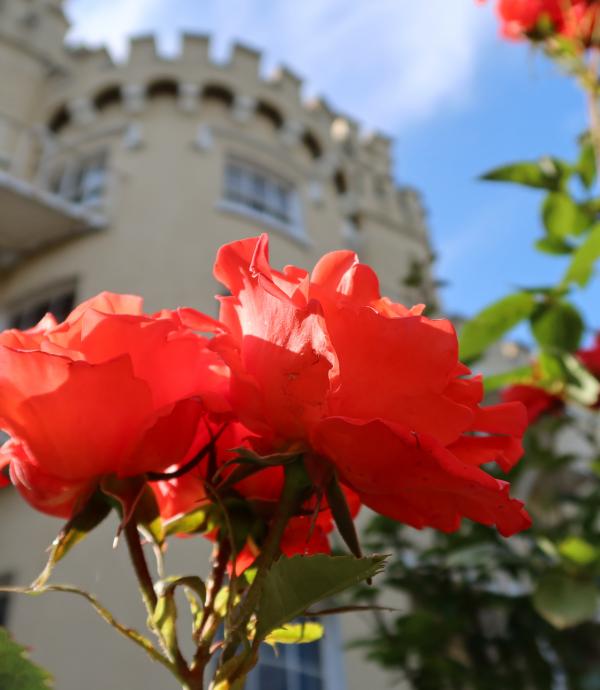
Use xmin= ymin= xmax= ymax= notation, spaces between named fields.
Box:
xmin=202 ymin=85 xmax=234 ymax=108
xmin=0 ymin=573 xmax=13 ymax=627
xmin=256 ymin=101 xmax=284 ymax=130
xmin=333 ymin=169 xmax=348 ymax=195
xmin=147 ymin=79 xmax=178 ymax=100
xmin=9 ymin=290 xmax=75 ymax=330
xmin=48 ymin=105 xmax=70 ymax=134
xmin=302 ymin=131 xmax=322 ymax=160
xmin=93 ymin=85 xmax=122 ymax=111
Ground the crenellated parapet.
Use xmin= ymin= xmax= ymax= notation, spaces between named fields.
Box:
xmin=33 ymin=33 xmax=422 ymax=227
xmin=1 ymin=0 xmax=432 ymax=255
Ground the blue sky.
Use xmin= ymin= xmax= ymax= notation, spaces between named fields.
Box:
xmin=64 ymin=0 xmax=599 ymax=334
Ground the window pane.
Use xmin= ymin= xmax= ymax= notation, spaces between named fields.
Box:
xmin=250 ymin=172 xmax=267 ymax=211
xmin=49 ymin=292 xmax=75 ymax=323
xmin=225 ymin=164 xmax=243 ymax=200
xmin=300 ymin=673 xmax=323 ymax=690
xmin=258 ymin=665 xmax=287 ymax=690
xmin=298 ymin=641 xmax=321 ymax=672
xmin=221 ymin=159 xmax=300 ymax=235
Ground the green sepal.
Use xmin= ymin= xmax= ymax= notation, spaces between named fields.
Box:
xmin=32 ymin=490 xmax=111 ymax=589
xmin=164 ymin=505 xmax=219 ymax=537
xmin=325 ymin=472 xmax=362 ymax=559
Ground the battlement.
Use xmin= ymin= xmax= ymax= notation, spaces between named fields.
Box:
xmin=40 ymin=31 xmax=394 ymax=170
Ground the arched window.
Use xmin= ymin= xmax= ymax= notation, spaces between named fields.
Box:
xmin=333 ymin=170 xmax=348 ymax=195
xmin=202 ymin=84 xmax=234 ymax=108
xmin=256 ymin=100 xmax=284 ymax=130
xmin=48 ymin=104 xmax=70 ymax=134
xmin=147 ymin=78 xmax=179 ymax=100
xmin=302 ymin=131 xmax=322 ymax=160
xmin=93 ymin=85 xmax=122 ymax=112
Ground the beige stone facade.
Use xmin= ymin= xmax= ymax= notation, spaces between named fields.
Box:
xmin=0 ymin=1 xmax=433 ymax=688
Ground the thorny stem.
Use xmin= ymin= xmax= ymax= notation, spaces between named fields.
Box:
xmin=125 ymin=520 xmax=198 ymax=689
xmin=190 ymin=538 xmax=232 ymax=685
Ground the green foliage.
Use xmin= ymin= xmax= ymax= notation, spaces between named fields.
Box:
xmin=481 ymin=158 xmax=567 ymax=190
xmin=256 ymin=554 xmax=386 ymax=639
xmin=531 ymin=301 xmax=584 ymax=352
xmin=563 ymin=223 xmax=600 ymax=287
xmin=0 ymin=628 xmax=52 ymax=690
xmin=459 ymin=292 xmax=536 ymax=362
xmin=265 ymin=622 xmax=324 ymax=645
xmin=542 ymin=192 xmax=592 ymax=238
xmin=577 ymin=139 xmax=596 ymax=189
xmin=533 ymin=572 xmax=598 ymax=629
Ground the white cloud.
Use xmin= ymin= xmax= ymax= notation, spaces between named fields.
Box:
xmin=64 ymin=0 xmax=493 ymax=131
xmin=64 ymin=0 xmax=164 ymax=58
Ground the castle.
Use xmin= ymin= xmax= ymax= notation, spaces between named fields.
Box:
xmin=0 ymin=1 xmax=433 ymax=688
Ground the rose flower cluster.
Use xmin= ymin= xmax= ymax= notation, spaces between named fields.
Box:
xmin=0 ymin=236 xmax=531 ymax=569
xmin=482 ymin=0 xmax=600 ymax=44
xmin=501 ymin=333 xmax=600 ymax=426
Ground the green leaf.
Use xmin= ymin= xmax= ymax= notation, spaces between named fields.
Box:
xmin=0 ymin=627 xmax=53 ymax=690
xmin=577 ymin=137 xmax=596 ymax=189
xmin=558 ymin=537 xmax=600 ymax=567
xmin=535 ymin=236 xmax=575 ymax=255
xmin=265 ymin=622 xmax=324 ymax=645
xmin=563 ymin=223 xmax=600 ymax=287
xmin=255 ymin=554 xmax=387 ymax=640
xmin=164 ymin=506 xmax=218 ymax=537
xmin=533 ymin=571 xmax=598 ymax=629
xmin=483 ymin=365 xmax=535 ymax=393
xmin=459 ymin=292 xmax=536 ymax=362
xmin=531 ymin=301 xmax=584 ymax=352
xmin=542 ymin=192 xmax=591 ymax=238
xmin=480 ymin=159 xmax=565 ymax=190
xmin=33 ymin=492 xmax=111 ymax=589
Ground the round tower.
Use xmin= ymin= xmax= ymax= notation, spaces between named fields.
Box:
xmin=0 ymin=0 xmax=69 ymax=174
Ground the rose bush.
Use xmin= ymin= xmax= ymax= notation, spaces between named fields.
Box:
xmin=208 ymin=234 xmax=531 ymax=536
xmin=0 ymin=292 xmax=229 ymax=517
xmin=484 ymin=0 xmax=600 ymax=43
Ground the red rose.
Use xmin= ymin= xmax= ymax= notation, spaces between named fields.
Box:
xmin=500 ymin=0 xmax=563 ymax=38
xmin=483 ymin=0 xmax=599 ymax=43
xmin=501 ymin=384 xmax=564 ymax=423
xmin=154 ymin=418 xmax=361 ymax=565
xmin=210 ymin=235 xmax=531 ymax=537
xmin=0 ymin=292 xmax=229 ymax=518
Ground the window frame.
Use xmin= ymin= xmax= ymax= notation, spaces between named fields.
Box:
xmin=219 ymin=157 xmax=306 ymax=242
xmin=244 ymin=617 xmax=346 ymax=690
xmin=3 ymin=283 xmax=77 ymax=331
